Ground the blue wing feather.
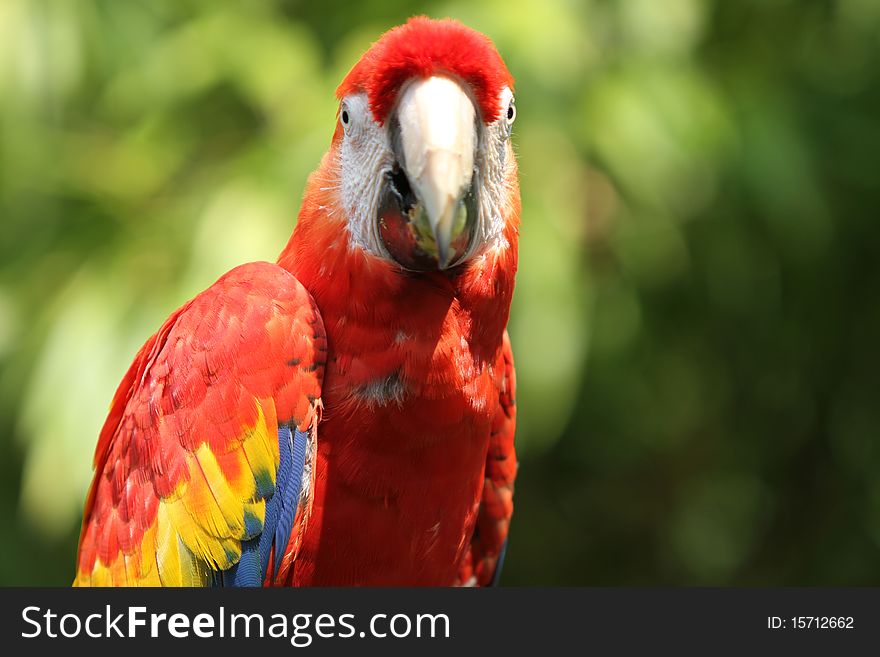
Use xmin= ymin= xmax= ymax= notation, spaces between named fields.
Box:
xmin=275 ymin=427 xmax=307 ymax=561
xmin=490 ymin=538 xmax=508 ymax=586
xmin=215 ymin=424 xmax=308 ymax=587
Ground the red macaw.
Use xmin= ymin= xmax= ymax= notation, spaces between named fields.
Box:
xmin=74 ymin=16 xmax=519 ymax=587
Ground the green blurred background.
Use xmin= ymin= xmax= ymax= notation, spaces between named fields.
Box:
xmin=2 ymin=0 xmax=879 ymax=585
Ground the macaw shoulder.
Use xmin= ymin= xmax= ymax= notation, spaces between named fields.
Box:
xmin=192 ymin=261 xmax=319 ymax=323
xmin=92 ymin=261 xmax=326 ymax=477
xmin=159 ymin=260 xmax=323 ymax=370
xmin=147 ymin=260 xmax=326 ymax=426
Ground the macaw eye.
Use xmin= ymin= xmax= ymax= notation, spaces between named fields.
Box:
xmin=340 ymin=101 xmax=354 ymax=133
xmin=506 ymin=99 xmax=516 ymax=124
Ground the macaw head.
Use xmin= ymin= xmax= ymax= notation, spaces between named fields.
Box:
xmin=331 ymin=17 xmax=517 ymax=272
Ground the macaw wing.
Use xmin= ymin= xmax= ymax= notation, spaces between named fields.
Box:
xmin=458 ymin=330 xmax=517 ymax=586
xmin=74 ymin=262 xmax=326 ymax=587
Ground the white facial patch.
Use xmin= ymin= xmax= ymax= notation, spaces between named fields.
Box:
xmin=339 ymin=92 xmax=396 ymax=254
xmin=337 ymin=85 xmax=516 ymax=263
xmin=469 ymin=86 xmax=516 ymax=258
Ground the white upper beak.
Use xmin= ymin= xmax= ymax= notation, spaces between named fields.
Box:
xmin=395 ymin=76 xmax=476 ymax=266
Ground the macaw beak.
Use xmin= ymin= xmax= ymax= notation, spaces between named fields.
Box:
xmin=382 ymin=76 xmax=477 ymax=270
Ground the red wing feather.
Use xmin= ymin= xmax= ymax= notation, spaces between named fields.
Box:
xmin=74 ymin=262 xmax=326 ymax=586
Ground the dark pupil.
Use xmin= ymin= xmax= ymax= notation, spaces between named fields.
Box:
xmin=342 ymin=110 xmax=349 ymax=124
xmin=507 ymin=105 xmax=514 ymax=120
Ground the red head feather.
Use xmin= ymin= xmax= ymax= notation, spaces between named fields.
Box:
xmin=337 ymin=17 xmax=514 ymax=125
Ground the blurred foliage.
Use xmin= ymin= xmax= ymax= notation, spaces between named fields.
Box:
xmin=1 ymin=0 xmax=879 ymax=585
